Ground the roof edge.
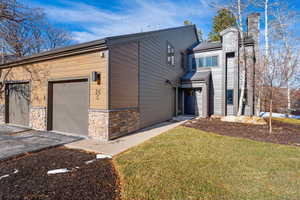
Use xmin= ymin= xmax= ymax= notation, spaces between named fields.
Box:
xmin=0 ymin=25 xmax=198 ymax=68
xmin=105 ymin=24 xmax=197 ymax=42
xmin=0 ymin=39 xmax=107 ymax=68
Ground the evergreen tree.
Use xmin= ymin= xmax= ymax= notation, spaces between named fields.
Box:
xmin=209 ymin=8 xmax=236 ymax=41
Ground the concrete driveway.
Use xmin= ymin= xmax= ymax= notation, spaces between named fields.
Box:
xmin=0 ymin=125 xmax=82 ymax=161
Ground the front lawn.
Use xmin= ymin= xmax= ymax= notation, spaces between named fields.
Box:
xmin=273 ymin=117 xmax=300 ymax=126
xmin=115 ymin=126 xmax=300 ymax=200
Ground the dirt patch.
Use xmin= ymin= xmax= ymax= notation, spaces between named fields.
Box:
xmin=0 ymin=147 xmax=120 ymax=200
xmin=184 ymin=118 xmax=300 ymax=146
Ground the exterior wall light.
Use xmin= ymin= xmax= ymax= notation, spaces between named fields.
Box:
xmin=91 ymin=71 xmax=101 ymax=83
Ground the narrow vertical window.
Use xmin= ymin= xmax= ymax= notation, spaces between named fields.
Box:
xmin=227 ymin=89 xmax=234 ymax=105
xmin=205 ymin=57 xmax=212 ymax=67
xmin=199 ymin=57 xmax=204 ymax=68
xmin=212 ymin=56 xmax=218 ymax=66
xmin=167 ymin=42 xmax=175 ymax=67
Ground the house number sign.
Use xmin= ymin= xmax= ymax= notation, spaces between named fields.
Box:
xmin=96 ymin=89 xmax=101 ymax=100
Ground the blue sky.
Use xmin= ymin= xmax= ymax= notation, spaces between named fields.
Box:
xmin=26 ymin=0 xmax=300 ymax=43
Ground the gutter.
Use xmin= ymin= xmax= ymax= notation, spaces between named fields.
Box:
xmin=0 ymin=39 xmax=107 ymax=69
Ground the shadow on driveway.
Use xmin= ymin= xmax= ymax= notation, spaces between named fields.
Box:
xmin=0 ymin=125 xmax=83 ymax=161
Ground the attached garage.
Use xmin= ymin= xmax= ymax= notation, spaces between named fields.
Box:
xmin=5 ymin=82 xmax=30 ymax=127
xmin=48 ymin=79 xmax=89 ymax=136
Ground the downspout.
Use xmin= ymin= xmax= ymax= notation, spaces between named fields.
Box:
xmin=175 ymin=86 xmax=178 ymax=117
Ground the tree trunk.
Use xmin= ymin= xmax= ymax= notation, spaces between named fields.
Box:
xmin=263 ymin=0 xmax=269 ymax=119
xmin=237 ymin=0 xmax=246 ymax=116
xmin=287 ymin=84 xmax=291 ymax=116
xmin=269 ymin=88 xmax=273 ymax=133
xmin=265 ymin=0 xmax=269 ymax=59
xmin=256 ymin=90 xmax=261 ymax=116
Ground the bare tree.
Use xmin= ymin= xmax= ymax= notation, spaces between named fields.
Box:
xmin=0 ymin=4 xmax=71 ymax=58
xmin=271 ymin=5 xmax=300 ymax=115
xmin=0 ymin=0 xmax=72 ymax=100
xmin=263 ymin=45 xmax=286 ymax=132
xmin=256 ymin=0 xmax=269 ymax=116
xmin=44 ymin=25 xmax=71 ymax=50
xmin=235 ymin=0 xmax=248 ymax=116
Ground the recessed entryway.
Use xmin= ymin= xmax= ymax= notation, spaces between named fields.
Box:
xmin=48 ymin=79 xmax=89 ymax=136
xmin=5 ymin=82 xmax=30 ymax=127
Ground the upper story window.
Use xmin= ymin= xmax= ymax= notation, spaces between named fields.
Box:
xmin=192 ymin=55 xmax=218 ymax=69
xmin=167 ymin=42 xmax=175 ymax=67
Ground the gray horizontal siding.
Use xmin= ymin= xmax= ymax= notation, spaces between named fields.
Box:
xmin=109 ymin=41 xmax=139 ymax=109
xmin=211 ymin=69 xmax=223 ymax=115
xmin=139 ymin=27 xmax=198 ymax=128
xmin=193 ymin=50 xmax=223 ymax=116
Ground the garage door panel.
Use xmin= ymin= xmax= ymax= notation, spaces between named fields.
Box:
xmin=8 ymin=83 xmax=30 ymax=126
xmin=51 ymin=80 xmax=88 ymax=135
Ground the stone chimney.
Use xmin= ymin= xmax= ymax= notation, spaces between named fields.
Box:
xmin=247 ymin=13 xmax=260 ymax=45
xmin=247 ymin=13 xmax=260 ymax=116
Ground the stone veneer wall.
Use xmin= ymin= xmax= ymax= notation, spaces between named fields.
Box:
xmin=108 ymin=109 xmax=140 ymax=140
xmin=29 ymin=107 xmax=47 ymax=130
xmin=0 ymin=104 xmax=5 ymax=124
xmin=88 ymin=109 xmax=109 ymax=140
xmin=89 ymin=108 xmax=140 ymax=141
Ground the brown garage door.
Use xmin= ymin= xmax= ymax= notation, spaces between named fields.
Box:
xmin=49 ymin=79 xmax=88 ymax=136
xmin=6 ymin=83 xmax=30 ymax=127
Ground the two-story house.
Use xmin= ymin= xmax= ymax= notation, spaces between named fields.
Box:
xmin=0 ymin=13 xmax=259 ymax=141
xmin=180 ymin=13 xmax=259 ymax=117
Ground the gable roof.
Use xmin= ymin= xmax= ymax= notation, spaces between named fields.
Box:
xmin=181 ymin=71 xmax=211 ymax=82
xmin=190 ymin=37 xmax=255 ymax=53
xmin=0 ymin=25 xmax=198 ymax=68
xmin=192 ymin=41 xmax=222 ymax=52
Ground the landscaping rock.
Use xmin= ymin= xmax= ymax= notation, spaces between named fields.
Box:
xmin=211 ymin=115 xmax=222 ymax=119
xmin=221 ymin=115 xmax=267 ymax=125
xmin=96 ymin=154 xmax=112 ymax=159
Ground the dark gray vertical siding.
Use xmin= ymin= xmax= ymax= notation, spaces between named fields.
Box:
xmin=109 ymin=42 xmax=139 ymax=109
xmin=139 ymin=27 xmax=198 ymax=128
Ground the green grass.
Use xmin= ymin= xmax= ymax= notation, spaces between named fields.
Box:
xmin=115 ymin=126 xmax=300 ymax=200
xmin=273 ymin=117 xmax=300 ymax=126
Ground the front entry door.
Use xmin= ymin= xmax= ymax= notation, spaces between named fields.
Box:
xmin=184 ymin=89 xmax=195 ymax=115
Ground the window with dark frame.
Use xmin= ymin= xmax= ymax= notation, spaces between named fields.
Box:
xmin=191 ymin=55 xmax=218 ymax=68
xmin=227 ymin=89 xmax=234 ymax=105
xmin=167 ymin=42 xmax=175 ymax=67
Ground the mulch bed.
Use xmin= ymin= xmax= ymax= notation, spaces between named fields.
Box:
xmin=184 ymin=118 xmax=300 ymax=146
xmin=0 ymin=147 xmax=120 ymax=200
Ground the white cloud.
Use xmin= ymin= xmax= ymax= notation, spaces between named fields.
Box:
xmin=42 ymin=0 xmax=215 ymax=43
xmin=72 ymin=31 xmax=101 ymax=43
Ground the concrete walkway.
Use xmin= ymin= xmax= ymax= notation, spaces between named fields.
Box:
xmin=65 ymin=120 xmax=187 ymax=156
